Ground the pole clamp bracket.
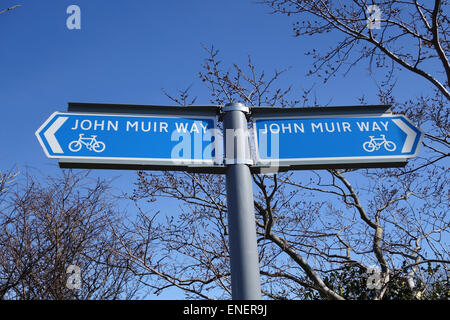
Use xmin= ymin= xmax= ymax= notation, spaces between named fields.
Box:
xmin=222 ymin=103 xmax=250 ymax=114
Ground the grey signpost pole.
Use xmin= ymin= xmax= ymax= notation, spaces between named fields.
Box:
xmin=223 ymin=102 xmax=262 ymax=300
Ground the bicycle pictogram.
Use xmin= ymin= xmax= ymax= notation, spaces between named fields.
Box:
xmin=68 ymin=134 xmax=106 ymax=153
xmin=362 ymin=134 xmax=396 ymax=152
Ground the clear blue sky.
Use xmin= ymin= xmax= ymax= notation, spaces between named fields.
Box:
xmin=0 ymin=0 xmax=437 ymax=299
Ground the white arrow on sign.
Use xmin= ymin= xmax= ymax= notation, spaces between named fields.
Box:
xmin=42 ymin=116 xmax=68 ymax=154
xmin=392 ymin=118 xmax=417 ymax=153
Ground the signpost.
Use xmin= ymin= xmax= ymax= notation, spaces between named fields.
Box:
xmin=253 ymin=113 xmax=423 ymax=171
xmin=35 ymin=102 xmax=424 ymax=300
xmin=222 ymin=103 xmax=262 ymax=300
xmin=36 ymin=104 xmax=223 ymax=172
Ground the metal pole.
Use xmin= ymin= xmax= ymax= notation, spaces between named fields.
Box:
xmin=223 ymin=102 xmax=262 ymax=300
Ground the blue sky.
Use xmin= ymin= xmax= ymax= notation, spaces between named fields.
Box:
xmin=0 ymin=0 xmax=440 ymax=299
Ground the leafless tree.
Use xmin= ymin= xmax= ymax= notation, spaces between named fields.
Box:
xmin=0 ymin=5 xmax=21 ymax=16
xmin=91 ymin=1 xmax=450 ymax=300
xmin=110 ymin=43 xmax=449 ymax=300
xmin=0 ymin=169 xmax=139 ymax=300
xmin=260 ymin=0 xmax=449 ymax=99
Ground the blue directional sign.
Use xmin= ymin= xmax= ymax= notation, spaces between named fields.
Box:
xmin=252 ymin=114 xmax=424 ymax=168
xmin=36 ymin=112 xmax=220 ymax=168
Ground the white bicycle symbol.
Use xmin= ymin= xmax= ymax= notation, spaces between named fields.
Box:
xmin=362 ymin=134 xmax=396 ymax=152
xmin=68 ymin=134 xmax=106 ymax=153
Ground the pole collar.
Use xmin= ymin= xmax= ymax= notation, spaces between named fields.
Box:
xmin=222 ymin=102 xmax=250 ymax=114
